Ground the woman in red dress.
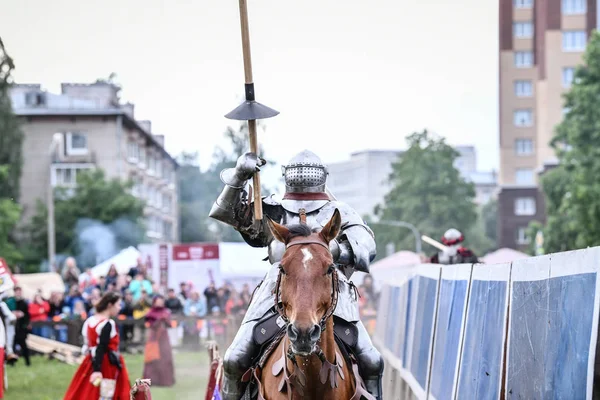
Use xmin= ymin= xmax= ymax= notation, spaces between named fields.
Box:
xmin=64 ymin=291 xmax=131 ymax=399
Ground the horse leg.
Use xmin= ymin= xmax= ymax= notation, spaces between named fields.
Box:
xmin=353 ymin=321 xmax=384 ymax=400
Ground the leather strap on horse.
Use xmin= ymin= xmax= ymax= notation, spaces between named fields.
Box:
xmin=130 ymin=379 xmax=152 ymax=400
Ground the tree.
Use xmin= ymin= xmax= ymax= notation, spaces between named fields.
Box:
xmin=536 ymin=31 xmax=600 ymax=252
xmin=23 ymin=169 xmax=146 ymax=267
xmin=0 ymin=38 xmax=24 ymax=265
xmin=178 ymin=122 xmax=274 ymax=243
xmin=373 ymin=130 xmax=479 ymax=258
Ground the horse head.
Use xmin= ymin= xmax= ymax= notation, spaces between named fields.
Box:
xmin=266 ymin=209 xmax=342 ymax=356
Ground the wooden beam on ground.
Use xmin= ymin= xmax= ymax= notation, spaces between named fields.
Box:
xmin=26 ymin=335 xmax=84 ymax=365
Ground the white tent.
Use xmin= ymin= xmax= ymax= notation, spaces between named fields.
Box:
xmin=218 ymin=243 xmax=270 ymax=288
xmin=89 ymin=246 xmax=141 ymax=278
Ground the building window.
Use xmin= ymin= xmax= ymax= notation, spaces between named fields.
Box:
xmin=562 ymin=0 xmax=586 ymax=14
xmin=147 ymin=154 xmax=155 ymax=175
xmin=562 ymin=67 xmax=575 ymax=87
xmin=156 ymin=158 xmax=163 ymax=178
xmin=25 ymin=91 xmax=46 ymax=106
xmin=514 ymin=22 xmax=534 ymax=38
xmin=515 ymin=197 xmax=536 ymax=215
xmin=147 ymin=215 xmax=162 ymax=238
xmin=516 ymin=227 xmax=531 ymax=245
xmin=514 ymin=109 xmax=533 ymax=126
xmin=131 ymin=176 xmax=143 ymax=197
xmin=127 ymin=140 xmax=140 ymax=163
xmin=66 ymin=133 xmax=88 ymax=156
xmin=514 ymin=80 xmax=533 ymax=97
xmin=52 ymin=165 xmax=94 ymax=187
xmin=515 ymin=168 xmax=535 ymax=185
xmin=562 ymin=31 xmax=587 ymax=52
xmin=162 ymin=193 xmax=171 ymax=212
xmin=514 ymin=0 xmax=534 ymax=8
xmin=514 ymin=51 xmax=533 ymax=68
xmin=139 ymin=147 xmax=147 ymax=166
xmin=515 ymin=139 xmax=534 ymax=155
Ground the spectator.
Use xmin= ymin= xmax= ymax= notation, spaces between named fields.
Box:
xmin=61 ymin=257 xmax=81 ymax=290
xmin=129 ymin=274 xmax=153 ymax=302
xmin=240 ymin=284 xmax=252 ymax=308
xmin=204 ymin=282 xmax=219 ymax=312
xmin=79 ymin=268 xmax=97 ymax=293
xmin=105 ymin=264 xmax=119 ymax=289
xmin=217 ymin=288 xmax=227 ymax=313
xmin=116 ymin=274 xmax=129 ymax=295
xmin=96 ymin=276 xmax=107 ymax=292
xmin=184 ymin=292 xmax=207 ymax=317
xmin=72 ymin=300 xmax=87 ymax=320
xmin=119 ymin=290 xmax=135 ymax=346
xmin=225 ymin=291 xmax=245 ymax=316
xmin=49 ymin=291 xmax=68 ymax=343
xmin=65 ymin=285 xmax=84 ymax=314
xmin=85 ymin=288 xmax=102 ymax=316
xmin=165 ymin=289 xmax=183 ymax=315
xmin=49 ymin=291 xmax=67 ymax=317
xmin=133 ymin=290 xmax=152 ymax=319
xmin=362 ymin=275 xmax=378 ymax=306
xmin=12 ymin=287 xmax=31 ymax=366
xmin=29 ymin=293 xmax=50 ymax=337
xmin=128 ymin=257 xmax=144 ymax=280
xmin=178 ymin=282 xmax=189 ymax=303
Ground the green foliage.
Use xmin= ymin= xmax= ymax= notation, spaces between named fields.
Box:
xmin=178 ymin=122 xmax=273 ymax=243
xmin=525 ymin=220 xmax=545 ymax=256
xmin=536 ymin=31 xmax=600 ymax=252
xmin=374 ymin=130 xmax=481 ymax=258
xmin=0 ymin=38 xmax=24 ymax=265
xmin=23 ymin=169 xmax=146 ymax=266
xmin=0 ymin=37 xmax=23 ymax=202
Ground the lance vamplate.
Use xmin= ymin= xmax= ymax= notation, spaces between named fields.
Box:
xmin=225 ymin=0 xmax=279 ymax=222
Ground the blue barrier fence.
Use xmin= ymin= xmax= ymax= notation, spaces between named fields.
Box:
xmin=373 ymin=247 xmax=600 ymax=399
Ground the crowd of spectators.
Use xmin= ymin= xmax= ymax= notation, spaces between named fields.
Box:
xmin=3 ymin=255 xmax=379 ymax=362
xmin=6 ymin=256 xmax=254 ymax=351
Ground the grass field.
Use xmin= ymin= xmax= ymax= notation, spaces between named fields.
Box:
xmin=6 ymin=350 xmax=210 ymax=400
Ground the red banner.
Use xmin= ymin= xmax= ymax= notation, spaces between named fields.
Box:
xmin=159 ymin=245 xmax=169 ymax=290
xmin=172 ymin=244 xmax=219 ymax=261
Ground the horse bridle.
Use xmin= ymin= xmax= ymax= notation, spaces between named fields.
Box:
xmin=274 ymin=238 xmax=340 ymax=332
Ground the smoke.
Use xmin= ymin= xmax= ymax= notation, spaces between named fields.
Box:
xmin=74 ymin=217 xmax=144 ymax=268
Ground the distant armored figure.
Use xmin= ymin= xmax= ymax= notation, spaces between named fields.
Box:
xmin=429 ymin=228 xmax=479 ymax=264
xmin=209 ymin=149 xmax=383 ymax=400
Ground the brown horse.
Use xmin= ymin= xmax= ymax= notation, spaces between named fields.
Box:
xmin=257 ymin=209 xmax=374 ymax=400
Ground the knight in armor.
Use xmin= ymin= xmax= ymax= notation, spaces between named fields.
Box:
xmin=429 ymin=228 xmax=479 ymax=264
xmin=209 ymin=150 xmax=384 ymax=400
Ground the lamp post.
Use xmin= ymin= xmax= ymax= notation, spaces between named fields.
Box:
xmin=373 ymin=220 xmax=422 ymax=255
xmin=47 ymin=133 xmax=62 ymax=271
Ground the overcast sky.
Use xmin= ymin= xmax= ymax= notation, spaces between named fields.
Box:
xmin=1 ymin=0 xmax=499 ymax=188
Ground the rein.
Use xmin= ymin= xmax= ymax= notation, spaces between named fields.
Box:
xmin=273 ymin=238 xmax=340 ymax=332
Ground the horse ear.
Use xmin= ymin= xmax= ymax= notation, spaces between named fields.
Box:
xmin=320 ymin=208 xmax=342 ymax=243
xmin=266 ymin=216 xmax=290 ymax=244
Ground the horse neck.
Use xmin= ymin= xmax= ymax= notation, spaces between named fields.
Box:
xmin=318 ymin=317 xmax=336 ymax=362
xmin=288 ymin=317 xmax=337 ymax=390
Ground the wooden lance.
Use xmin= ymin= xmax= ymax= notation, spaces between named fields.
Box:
xmin=421 ymin=235 xmax=449 ymax=252
xmin=225 ymin=0 xmax=279 ymax=221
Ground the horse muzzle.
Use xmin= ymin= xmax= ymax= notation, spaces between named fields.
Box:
xmin=287 ymin=323 xmax=321 ymax=356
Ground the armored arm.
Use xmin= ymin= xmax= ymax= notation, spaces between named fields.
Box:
xmin=327 ymin=203 xmax=377 ymax=274
xmin=208 ymin=152 xmax=267 ymax=240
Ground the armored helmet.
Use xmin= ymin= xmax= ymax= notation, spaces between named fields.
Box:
xmin=441 ymin=228 xmax=464 ymax=246
xmin=281 ymin=150 xmax=328 ymax=193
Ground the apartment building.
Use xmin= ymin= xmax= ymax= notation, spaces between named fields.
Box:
xmin=498 ymin=0 xmax=596 ymax=250
xmin=10 ymin=81 xmax=179 ymax=242
xmin=326 ymin=148 xmax=497 ymax=220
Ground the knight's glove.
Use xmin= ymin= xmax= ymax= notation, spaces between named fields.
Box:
xmin=235 ymin=152 xmax=267 ymax=181
xmin=329 ymin=239 xmax=352 ymax=266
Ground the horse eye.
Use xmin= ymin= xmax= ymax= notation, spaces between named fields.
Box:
xmin=279 ymin=265 xmax=287 ymax=275
xmin=327 ymin=265 xmax=335 ymax=275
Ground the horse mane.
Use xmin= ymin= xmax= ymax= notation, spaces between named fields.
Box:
xmin=286 ymin=224 xmax=319 ymax=239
